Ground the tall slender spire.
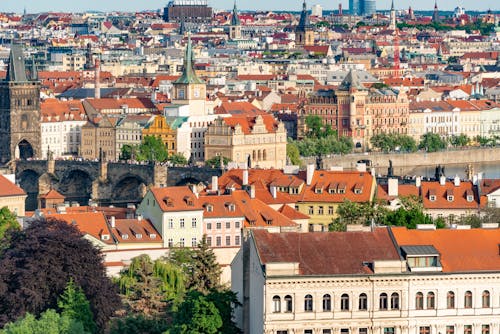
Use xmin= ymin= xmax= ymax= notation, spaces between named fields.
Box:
xmin=391 ymin=0 xmax=394 ymax=10
xmin=230 ymin=0 xmax=241 ymax=26
xmin=6 ymin=44 xmax=28 ymax=82
xmin=174 ymin=34 xmax=204 ymax=85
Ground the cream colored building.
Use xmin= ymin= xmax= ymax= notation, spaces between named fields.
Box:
xmin=233 ymin=227 xmax=500 ymax=334
xmin=0 ymin=174 xmax=27 ymax=216
xmin=205 ymin=114 xmax=287 ymax=169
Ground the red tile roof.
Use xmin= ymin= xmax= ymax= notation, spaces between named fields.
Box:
xmin=0 ymin=175 xmax=26 ymax=197
xmin=253 ymin=228 xmax=400 ymax=275
xmin=421 ymin=181 xmax=484 ymax=210
xmin=39 ymin=189 xmax=65 ymax=200
xmin=150 ymin=186 xmax=203 ymax=212
xmin=110 ymin=218 xmax=161 ymax=243
xmin=391 ymin=227 xmax=500 ymax=273
xmin=45 ymin=212 xmax=114 ymax=244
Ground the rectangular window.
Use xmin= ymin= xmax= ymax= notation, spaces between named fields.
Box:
xmin=180 ymin=219 xmax=185 ymax=228
xmin=216 ymin=222 xmax=222 ymax=229
xmin=207 ymin=222 xmax=212 ymax=230
xmin=206 ymin=237 xmax=212 ymax=246
xmin=446 ymin=326 xmax=454 ymax=334
xmin=216 ymin=236 xmax=222 ymax=247
xmin=168 ymin=218 xmax=174 ymax=229
xmin=226 ymin=222 xmax=231 ymax=229
xmin=192 ymin=218 xmax=197 ymax=228
xmin=323 ymin=330 xmax=332 ymax=334
xmin=464 ymin=326 xmax=472 ymax=334
xmin=328 ymin=206 xmax=334 ymax=215
xmin=235 ymin=221 xmax=240 ymax=228
xmin=419 ymin=327 xmax=430 ymax=334
xmin=225 ymin=236 xmax=231 ymax=246
xmin=308 ymin=206 xmax=314 ymax=215
xmin=179 ymin=238 xmax=185 ymax=247
xmin=482 ymin=325 xmax=489 ymax=334
xmin=277 ymin=331 xmax=288 ymax=334
xmin=384 ymin=329 xmax=395 ymax=334
xmin=235 ymin=235 xmax=240 ymax=246
xmin=359 ymin=329 xmax=367 ymax=334
xmin=304 ymin=331 xmax=313 ymax=334
xmin=191 ymin=237 xmax=197 ymax=247
xmin=318 ymin=206 xmax=324 ymax=215
xmin=168 ymin=238 xmax=173 ymax=247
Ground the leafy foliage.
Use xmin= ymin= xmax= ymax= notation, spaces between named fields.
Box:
xmin=370 ymin=133 xmax=417 ymax=153
xmin=120 ymin=136 xmax=169 ymax=162
xmin=205 ymin=156 xmax=230 ymax=168
xmin=290 ymin=135 xmax=353 ymax=157
xmin=0 ymin=218 xmax=121 ymax=330
xmin=418 ymin=133 xmax=447 ymax=152
xmin=0 ymin=207 xmax=20 ymax=250
xmin=57 ymin=279 xmax=96 ymax=334
xmin=168 ymin=291 xmax=222 ymax=334
xmin=167 ymin=153 xmax=188 ymax=166
xmin=286 ymin=142 xmax=302 ymax=166
xmin=109 ymin=315 xmax=169 ymax=334
xmin=0 ymin=309 xmax=87 ymax=334
xmin=115 ymin=254 xmax=185 ymax=317
xmin=448 ymin=134 xmax=470 ymax=147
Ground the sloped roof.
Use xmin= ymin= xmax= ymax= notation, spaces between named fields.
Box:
xmin=0 ymin=175 xmax=26 ymax=197
xmin=253 ymin=228 xmax=400 ymax=275
xmin=339 ymin=69 xmax=366 ymax=91
xmin=391 ymin=227 xmax=500 ymax=272
xmin=6 ymin=44 xmax=28 ymax=82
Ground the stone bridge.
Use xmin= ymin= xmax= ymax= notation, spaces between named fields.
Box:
xmin=13 ymin=160 xmax=222 ymax=211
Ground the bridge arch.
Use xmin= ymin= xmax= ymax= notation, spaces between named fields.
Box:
xmin=58 ymin=169 xmax=94 ymax=206
xmin=111 ymin=174 xmax=149 ymax=204
xmin=17 ymin=169 xmax=40 ymax=211
xmin=175 ymin=177 xmax=202 ymax=186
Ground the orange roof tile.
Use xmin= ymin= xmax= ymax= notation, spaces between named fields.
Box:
xmin=391 ymin=226 xmax=500 ymax=273
xmin=110 ymin=218 xmax=161 ymax=243
xmin=0 ymin=175 xmax=26 ymax=197
xmin=45 ymin=211 xmax=114 ymax=244
xmin=39 ymin=189 xmax=65 ymax=200
xmin=421 ymin=181 xmax=483 ymax=210
xmin=150 ymin=186 xmax=203 ymax=212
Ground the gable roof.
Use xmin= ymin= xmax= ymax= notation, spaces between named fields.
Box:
xmin=252 ymin=227 xmax=400 ymax=275
xmin=0 ymin=175 xmax=26 ymax=197
xmin=149 ymin=186 xmax=203 ymax=212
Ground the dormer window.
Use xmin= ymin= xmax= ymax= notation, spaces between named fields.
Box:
xmin=428 ymin=189 xmax=436 ymax=201
xmin=354 ymin=183 xmax=363 ymax=194
xmin=466 ymin=189 xmax=474 ymax=202
xmin=135 ymin=233 xmax=142 ymax=239
xmin=467 ymin=195 xmax=474 ymax=202
xmin=184 ymin=196 xmax=194 ymax=206
xmin=164 ymin=197 xmax=174 ymax=207
xmin=206 ymin=204 xmax=214 ymax=212
xmin=226 ymin=202 xmax=236 ymax=212
xmin=315 ymin=182 xmax=324 ymax=194
xmin=122 ymin=234 xmax=129 ymax=240
xmin=101 ymin=234 xmax=110 ymax=241
xmin=337 ymin=183 xmax=346 ymax=194
xmin=447 ymin=195 xmax=454 ymax=202
xmin=150 ymin=233 xmax=157 ymax=239
xmin=401 ymin=245 xmax=442 ymax=272
xmin=446 ymin=189 xmax=454 ymax=202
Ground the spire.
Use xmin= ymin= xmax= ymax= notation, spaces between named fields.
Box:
xmin=391 ymin=0 xmax=394 ymax=11
xmin=230 ymin=1 xmax=241 ymax=26
xmin=6 ymin=44 xmax=28 ymax=82
xmin=174 ymin=34 xmax=204 ymax=85
xmin=339 ymin=69 xmax=366 ymax=91
xmin=31 ymin=57 xmax=38 ymax=81
xmin=297 ymin=0 xmax=312 ymax=32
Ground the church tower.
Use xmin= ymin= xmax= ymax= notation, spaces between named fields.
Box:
xmin=295 ymin=0 xmax=314 ymax=47
xmin=389 ymin=0 xmax=396 ymax=30
xmin=229 ymin=1 xmax=242 ymax=40
xmin=0 ymin=45 xmax=41 ymax=165
xmin=172 ymin=35 xmax=207 ymax=116
xmin=432 ymin=0 xmax=440 ymax=23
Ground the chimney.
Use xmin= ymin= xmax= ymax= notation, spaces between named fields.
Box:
xmin=415 ymin=176 xmax=421 ymax=188
xmin=388 ymin=178 xmax=399 ymax=197
xmin=270 ymin=185 xmax=277 ymax=199
xmin=242 ymin=169 xmax=249 ymax=186
xmin=190 ymin=184 xmax=199 ymax=198
xmin=454 ymin=175 xmax=460 ymax=187
xmin=94 ymin=57 xmax=101 ymax=99
xmin=306 ymin=164 xmax=315 ymax=186
xmin=439 ymin=175 xmax=446 ymax=186
xmin=137 ymin=214 xmax=143 ymax=221
xmin=249 ymin=184 xmax=256 ymax=199
xmin=110 ymin=216 xmax=116 ymax=228
xmin=211 ymin=176 xmax=218 ymax=191
xmin=473 ymin=174 xmax=478 ymax=185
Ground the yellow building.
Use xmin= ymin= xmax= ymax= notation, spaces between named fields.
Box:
xmin=142 ymin=115 xmax=177 ymax=155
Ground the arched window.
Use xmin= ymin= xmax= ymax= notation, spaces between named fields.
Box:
xmin=447 ymin=291 xmax=455 ymax=309
xmin=379 ymin=293 xmax=388 ymax=310
xmin=284 ymin=295 xmax=293 ymax=312
xmin=273 ymin=296 xmax=281 ymax=313
xmin=427 ymin=292 xmax=435 ymax=309
xmin=464 ymin=291 xmax=472 ymax=309
xmin=341 ymin=294 xmax=349 ymax=311
xmin=322 ymin=294 xmax=331 ymax=311
xmin=415 ymin=292 xmax=424 ymax=310
xmin=304 ymin=294 xmax=313 ymax=312
xmin=358 ymin=293 xmax=368 ymax=311
xmin=391 ymin=293 xmax=400 ymax=310
xmin=482 ymin=290 xmax=490 ymax=308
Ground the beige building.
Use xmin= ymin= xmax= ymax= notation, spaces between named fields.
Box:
xmin=81 ymin=116 xmax=118 ymax=161
xmin=205 ymin=113 xmax=287 ymax=169
xmin=233 ymin=227 xmax=500 ymax=334
xmin=0 ymin=174 xmax=27 ymax=216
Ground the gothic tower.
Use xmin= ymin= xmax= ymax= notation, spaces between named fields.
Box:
xmin=295 ymin=0 xmax=314 ymax=47
xmin=0 ymin=45 xmax=41 ymax=165
xmin=389 ymin=0 xmax=396 ymax=30
xmin=229 ymin=1 xmax=242 ymax=40
xmin=172 ymin=35 xmax=207 ymax=116
xmin=432 ymin=0 xmax=440 ymax=23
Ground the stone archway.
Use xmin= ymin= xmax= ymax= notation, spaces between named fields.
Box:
xmin=58 ymin=169 xmax=93 ymax=206
xmin=112 ymin=176 xmax=148 ymax=205
xmin=176 ymin=177 xmax=202 ymax=186
xmin=17 ymin=140 xmax=34 ymax=160
xmin=17 ymin=169 xmax=40 ymax=211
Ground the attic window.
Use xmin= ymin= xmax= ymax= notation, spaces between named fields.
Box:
xmin=184 ymin=196 xmax=194 ymax=206
xmin=206 ymin=204 xmax=214 ymax=212
xmin=122 ymin=234 xmax=129 ymax=240
xmin=150 ymin=233 xmax=157 ymax=239
xmin=401 ymin=245 xmax=442 ymax=272
xmin=135 ymin=233 xmax=142 ymax=239
xmin=337 ymin=183 xmax=346 ymax=194
xmin=163 ymin=197 xmax=173 ymax=207
xmin=354 ymin=183 xmax=363 ymax=194
xmin=101 ymin=234 xmax=110 ymax=241
xmin=466 ymin=195 xmax=474 ymax=202
xmin=446 ymin=189 xmax=454 ymax=202
xmin=447 ymin=195 xmax=454 ymax=202
xmin=226 ymin=202 xmax=236 ymax=212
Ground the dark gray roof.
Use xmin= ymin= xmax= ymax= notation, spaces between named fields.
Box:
xmin=58 ymin=88 xmax=126 ymax=99
xmin=401 ymin=245 xmax=439 ymax=256
xmin=339 ymin=69 xmax=366 ymax=91
xmin=6 ymin=44 xmax=28 ymax=82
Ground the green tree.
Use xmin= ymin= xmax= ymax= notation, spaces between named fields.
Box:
xmin=335 ymin=200 xmax=371 ymax=226
xmin=168 ymin=291 xmax=222 ymax=334
xmin=205 ymin=156 xmax=230 ymax=168
xmin=186 ymin=236 xmax=222 ymax=294
xmin=0 ymin=207 xmax=20 ymax=248
xmin=286 ymin=142 xmax=302 ymax=165
xmin=167 ymin=153 xmax=188 ymax=166
xmin=0 ymin=309 xmax=87 ymax=334
xmin=449 ymin=134 xmax=469 ymax=147
xmin=419 ymin=133 xmax=447 ymax=152
xmin=109 ymin=315 xmax=168 ymax=334
xmin=136 ymin=136 xmax=168 ymax=162
xmin=305 ymin=115 xmax=324 ymax=138
xmin=205 ymin=290 xmax=242 ymax=334
xmin=57 ymin=279 xmax=96 ymax=334
xmin=115 ymin=255 xmax=185 ymax=317
xmin=120 ymin=144 xmax=133 ymax=160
